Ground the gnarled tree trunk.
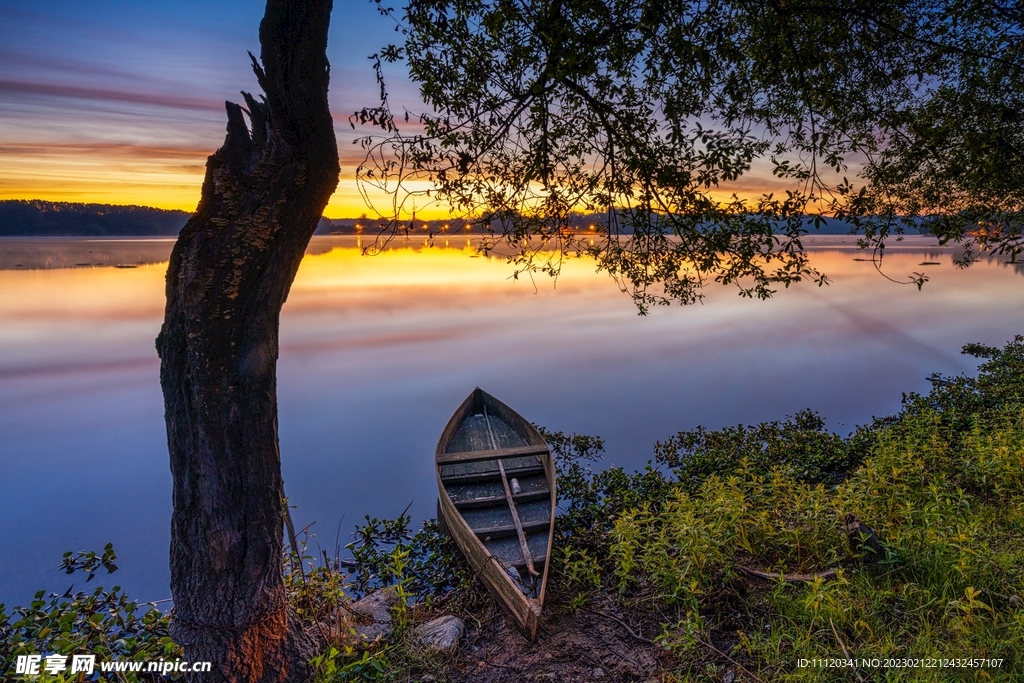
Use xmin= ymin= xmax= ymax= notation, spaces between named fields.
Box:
xmin=155 ymin=1 xmax=338 ymax=680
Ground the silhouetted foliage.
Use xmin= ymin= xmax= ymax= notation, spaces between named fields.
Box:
xmin=856 ymin=7 xmax=1024 ymax=264
xmin=358 ymin=0 xmax=1020 ymax=307
xmin=345 ymin=514 xmax=471 ymax=599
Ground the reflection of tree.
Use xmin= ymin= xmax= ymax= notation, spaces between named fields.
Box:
xmin=0 ymin=240 xmax=174 ymax=270
xmin=979 ymin=254 xmax=1024 ymax=279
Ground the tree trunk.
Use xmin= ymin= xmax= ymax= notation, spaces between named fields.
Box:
xmin=155 ymin=1 xmax=338 ymax=681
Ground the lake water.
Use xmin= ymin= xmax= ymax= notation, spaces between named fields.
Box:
xmin=1 ymin=235 xmax=1022 ymax=607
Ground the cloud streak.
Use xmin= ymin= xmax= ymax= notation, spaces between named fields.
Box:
xmin=0 ymin=357 xmax=158 ymax=383
xmin=0 ymin=79 xmax=224 ymax=113
xmin=0 ymin=141 xmax=212 ymax=159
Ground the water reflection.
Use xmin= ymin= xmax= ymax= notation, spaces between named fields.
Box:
xmin=0 ymin=235 xmax=1022 ymax=606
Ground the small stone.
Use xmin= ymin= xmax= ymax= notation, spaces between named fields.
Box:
xmin=593 ymin=667 xmax=605 ymax=679
xmin=421 ymin=676 xmax=436 ymax=682
xmin=348 ymin=588 xmax=399 ymax=642
xmin=415 ymin=615 xmax=465 ymax=651
xmin=723 ymin=671 xmax=736 ymax=683
xmin=1010 ymin=595 xmax=1023 ymax=608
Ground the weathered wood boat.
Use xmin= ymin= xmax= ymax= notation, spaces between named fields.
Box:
xmin=435 ymin=388 xmax=555 ymax=641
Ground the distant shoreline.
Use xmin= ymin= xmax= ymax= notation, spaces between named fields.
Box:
xmin=0 ymin=200 xmax=189 ymax=237
xmin=2 ymin=199 xmax=938 ymax=238
xmin=0 ymin=199 xmax=376 ymax=237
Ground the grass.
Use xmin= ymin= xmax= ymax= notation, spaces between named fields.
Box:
xmin=545 ymin=336 xmax=1024 ymax=682
xmin=595 ymin=409 xmax=1024 ymax=680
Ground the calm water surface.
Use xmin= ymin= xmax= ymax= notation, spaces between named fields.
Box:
xmin=1 ymin=235 xmax=1022 ymax=606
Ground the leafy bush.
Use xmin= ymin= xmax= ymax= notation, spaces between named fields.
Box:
xmin=300 ymin=513 xmax=475 ymax=682
xmin=342 ymin=513 xmax=470 ymax=601
xmin=653 ymin=409 xmax=860 ymax=491
xmin=545 ymin=336 xmax=1024 ymax=680
xmin=0 ymin=545 xmax=180 ymax=682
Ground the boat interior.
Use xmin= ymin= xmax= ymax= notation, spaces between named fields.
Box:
xmin=437 ymin=392 xmax=553 ymax=598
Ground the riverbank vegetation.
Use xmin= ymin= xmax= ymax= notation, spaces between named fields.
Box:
xmin=309 ymin=337 xmax=1022 ymax=682
xmin=3 ymin=336 xmax=1022 ymax=681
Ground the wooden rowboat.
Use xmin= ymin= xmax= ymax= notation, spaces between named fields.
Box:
xmin=435 ymin=388 xmax=555 ymax=641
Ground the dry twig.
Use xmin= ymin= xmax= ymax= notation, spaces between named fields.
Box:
xmin=830 ymin=618 xmax=866 ymax=683
xmin=695 ymin=637 xmax=765 ymax=683
xmin=576 ymin=606 xmax=653 ymax=644
xmin=737 ymin=565 xmax=839 ymax=582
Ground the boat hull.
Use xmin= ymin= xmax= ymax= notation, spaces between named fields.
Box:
xmin=435 ymin=388 xmax=555 ymax=641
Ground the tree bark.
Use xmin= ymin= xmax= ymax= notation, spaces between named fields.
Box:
xmin=155 ymin=1 xmax=338 ymax=681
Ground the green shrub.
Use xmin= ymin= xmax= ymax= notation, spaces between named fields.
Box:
xmin=548 ymin=336 xmax=1024 ymax=680
xmin=654 ymin=409 xmax=859 ymax=492
xmin=0 ymin=545 xmax=180 ymax=682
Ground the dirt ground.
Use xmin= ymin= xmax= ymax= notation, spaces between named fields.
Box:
xmin=399 ymin=573 xmax=770 ymax=679
xmin=445 ymin=592 xmax=666 ymax=682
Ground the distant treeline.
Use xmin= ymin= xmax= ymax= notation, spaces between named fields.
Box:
xmin=0 ymin=200 xmax=191 ymax=237
xmin=0 ymin=201 xmax=424 ymax=237
xmin=0 ymin=200 xmax=925 ymax=237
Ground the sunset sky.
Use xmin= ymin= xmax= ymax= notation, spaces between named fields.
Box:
xmin=1 ymin=0 xmax=791 ymax=219
xmin=0 ymin=0 xmax=428 ymax=217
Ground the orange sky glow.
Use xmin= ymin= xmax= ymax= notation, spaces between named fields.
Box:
xmin=0 ymin=141 xmax=790 ymax=220
xmin=0 ymin=1 xmax=808 ymax=221
xmin=0 ymin=142 xmax=387 ymax=217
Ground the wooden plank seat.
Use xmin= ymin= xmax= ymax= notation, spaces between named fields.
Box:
xmin=436 ymin=443 xmax=550 ymax=465
xmin=439 ymin=461 xmax=545 ymax=485
xmin=448 ymin=473 xmax=550 ymax=508
xmin=486 ymin=533 xmax=551 ymax=571
xmin=454 ymin=489 xmax=551 ymax=509
xmin=473 ymin=518 xmax=551 ymax=540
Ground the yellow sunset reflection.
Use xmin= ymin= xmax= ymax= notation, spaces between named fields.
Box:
xmin=2 ymin=233 xmax=1023 ymax=612
xmin=2 ymin=236 xmax=1021 ymax=326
